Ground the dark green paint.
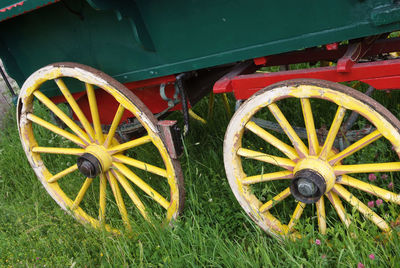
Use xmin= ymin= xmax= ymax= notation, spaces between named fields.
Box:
xmin=0 ymin=0 xmax=399 ymax=97
xmin=0 ymin=0 xmax=58 ymax=22
xmin=371 ymin=3 xmax=400 ymax=26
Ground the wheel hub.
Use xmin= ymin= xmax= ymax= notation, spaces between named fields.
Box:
xmin=291 ymin=157 xmax=336 ymax=204
xmin=77 ymin=153 xmax=102 ymax=178
xmin=77 ymin=145 xmax=112 ymax=178
xmin=290 ymin=169 xmax=326 ymax=204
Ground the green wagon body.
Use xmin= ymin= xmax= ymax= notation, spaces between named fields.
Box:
xmin=0 ymin=0 xmax=400 ymax=96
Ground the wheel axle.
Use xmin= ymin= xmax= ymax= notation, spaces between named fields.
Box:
xmin=290 ymin=169 xmax=326 ymax=204
xmin=77 ymin=153 xmax=102 ymax=178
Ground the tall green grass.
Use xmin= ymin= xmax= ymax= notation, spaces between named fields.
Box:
xmin=1 ymin=92 xmax=400 ymax=267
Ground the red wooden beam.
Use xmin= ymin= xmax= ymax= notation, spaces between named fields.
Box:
xmin=217 ymin=59 xmax=400 ymax=99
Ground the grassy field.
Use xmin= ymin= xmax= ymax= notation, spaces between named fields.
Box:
xmin=1 ymin=89 xmax=400 ymax=267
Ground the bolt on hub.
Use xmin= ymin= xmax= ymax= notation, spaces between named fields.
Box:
xmin=77 ymin=153 xmax=102 ymax=178
xmin=290 ymin=169 xmax=326 ymax=204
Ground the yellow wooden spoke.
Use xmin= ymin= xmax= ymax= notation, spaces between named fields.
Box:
xmin=27 ymin=113 xmax=86 ymax=147
xmin=222 ymin=93 xmax=232 ymax=117
xmin=113 ymin=162 xmax=170 ymax=210
xmin=245 ymin=121 xmax=298 ymax=160
xmin=287 ymin=202 xmax=306 ymax=232
xmin=316 ymin=196 xmax=327 ymax=234
xmin=189 ymin=109 xmax=207 ymax=124
xmin=99 ymin=173 xmax=107 ymax=223
xmin=268 ymin=103 xmax=309 ymax=158
xmin=104 ymin=104 xmax=125 ymax=148
xmin=319 ymin=106 xmax=346 ymax=161
xmin=325 ymin=191 xmax=351 ymax=227
xmin=328 ymin=130 xmax=382 ymax=165
xmin=33 ymin=91 xmax=91 ymax=144
xmin=107 ymin=171 xmax=131 ymax=229
xmin=48 ymin=164 xmax=78 ymax=183
xmin=334 ymin=162 xmax=400 ymax=175
xmin=241 ymin=171 xmax=293 ymax=185
xmin=333 ymin=184 xmax=391 ymax=232
xmin=113 ymin=170 xmax=149 ymax=221
xmin=71 ymin=178 xmax=93 ymax=210
xmin=107 ymin=135 xmax=152 ymax=155
xmin=300 ymin=98 xmax=319 ymax=156
xmin=32 ymin=146 xmax=84 ymax=155
xmin=55 ymin=78 xmax=95 ymax=141
xmin=237 ymin=148 xmax=295 ymax=170
xmin=86 ymin=83 xmax=104 ymax=144
xmin=338 ymin=175 xmax=400 ymax=204
xmin=259 ymin=187 xmax=291 ymax=213
xmin=113 ymin=154 xmax=167 ymax=178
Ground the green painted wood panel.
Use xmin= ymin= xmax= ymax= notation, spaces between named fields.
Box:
xmin=0 ymin=0 xmax=58 ymax=22
xmin=0 ymin=0 xmax=399 ymax=96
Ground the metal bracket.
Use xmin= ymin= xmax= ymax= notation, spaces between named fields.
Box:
xmin=158 ymin=120 xmax=183 ymax=159
xmin=175 ymin=73 xmax=190 ymax=135
xmin=0 ymin=64 xmax=17 ymax=105
xmin=160 ymin=83 xmax=179 ymax=108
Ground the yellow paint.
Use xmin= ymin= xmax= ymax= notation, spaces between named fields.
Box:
xmin=245 ymin=121 xmax=298 ymax=160
xmin=293 ymin=156 xmax=336 ymax=192
xmin=103 ymin=104 xmax=125 ymax=148
xmin=241 ymin=170 xmax=293 ymax=185
xmin=222 ymin=93 xmax=232 ymax=117
xmin=85 ymin=144 xmax=112 ymax=172
xmin=334 ymin=162 xmax=400 ymax=175
xmin=48 ymin=164 xmax=78 ymax=183
xmin=338 ymin=175 xmax=400 ymax=204
xmin=259 ymin=187 xmax=291 ymax=212
xmin=113 ymin=170 xmax=149 ymax=221
xmin=18 ymin=65 xmax=182 ymax=234
xmin=86 ymin=83 xmax=104 ymax=144
xmin=333 ymin=184 xmax=391 ymax=232
xmin=300 ymin=98 xmax=319 ymax=156
xmin=287 ymin=202 xmax=305 ymax=232
xmin=107 ymin=171 xmax=131 ymax=231
xmin=71 ymin=178 xmax=93 ymax=210
xmin=189 ymin=109 xmax=207 ymax=124
xmin=325 ymin=191 xmax=350 ymax=227
xmin=113 ymin=154 xmax=168 ymax=178
xmin=55 ymin=78 xmax=95 ymax=141
xmin=316 ymin=196 xmax=326 ymax=234
xmin=27 ymin=113 xmax=86 ymax=147
xmin=113 ymin=162 xmax=170 ymax=210
xmin=99 ymin=173 xmax=107 ymax=223
xmin=107 ymin=135 xmax=151 ymax=155
xmin=237 ymin=147 xmax=295 ymax=170
xmin=268 ymin=103 xmax=309 ymax=158
xmin=33 ymin=90 xmax=91 ymax=144
xmin=224 ymin=81 xmax=400 ymax=238
xmin=288 ymin=85 xmax=400 ymax=152
xmin=32 ymin=146 xmax=84 ymax=155
xmin=328 ymin=130 xmax=382 ymax=165
xmin=318 ymin=106 xmax=346 ymax=161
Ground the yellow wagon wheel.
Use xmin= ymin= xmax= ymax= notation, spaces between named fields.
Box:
xmin=17 ymin=62 xmax=184 ymax=233
xmin=224 ymin=79 xmax=400 ymax=238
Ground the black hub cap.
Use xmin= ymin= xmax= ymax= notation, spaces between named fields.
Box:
xmin=290 ymin=169 xmax=326 ymax=204
xmin=77 ymin=153 xmax=102 ymax=178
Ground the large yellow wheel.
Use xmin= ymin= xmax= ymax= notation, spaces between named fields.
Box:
xmin=224 ymin=79 xmax=400 ymax=238
xmin=18 ymin=62 xmax=184 ymax=233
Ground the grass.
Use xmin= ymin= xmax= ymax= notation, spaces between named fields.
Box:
xmin=1 ymin=89 xmax=400 ymax=267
